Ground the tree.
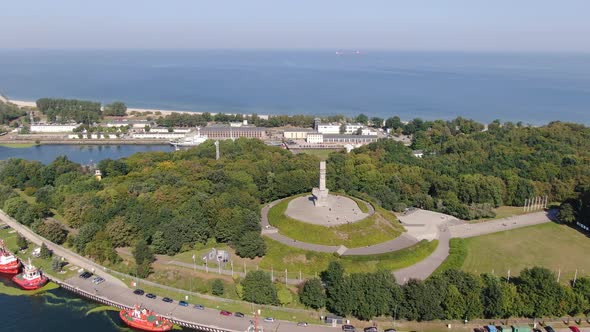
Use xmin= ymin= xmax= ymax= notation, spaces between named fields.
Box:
xmin=299 ymin=278 xmax=326 ymax=309
xmin=133 ymin=239 xmax=155 ymax=267
xmin=37 ymin=221 xmax=68 ymax=244
xmin=234 ymin=232 xmax=266 ymax=258
xmin=16 ymin=233 xmax=28 ymax=250
xmin=516 ymin=267 xmax=563 ymax=317
xmin=241 ymin=271 xmax=278 ymax=305
xmin=103 ymin=102 xmax=127 ymax=116
xmin=356 ymin=114 xmax=369 ymax=125
xmin=51 ymin=256 xmax=62 ymax=272
xmin=211 ymin=279 xmax=225 ymax=296
xmin=277 ymin=285 xmax=294 ymax=306
xmin=558 ymin=202 xmax=576 ymax=223
xmin=39 ymin=243 xmax=52 ymax=259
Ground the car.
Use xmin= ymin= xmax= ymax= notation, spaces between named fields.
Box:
xmin=79 ymin=271 xmax=93 ymax=279
xmin=220 ymin=310 xmax=232 ymax=316
xmin=297 ymin=322 xmax=308 ymax=327
xmin=384 ymin=329 xmax=397 ymax=332
xmin=364 ymin=327 xmax=378 ymax=332
xmin=545 ymin=327 xmax=555 ymax=332
xmin=342 ymin=325 xmax=356 ymax=332
xmin=92 ymin=277 xmax=105 ymax=285
xmin=569 ymin=327 xmax=581 ymax=332
xmin=264 ymin=317 xmax=275 ymax=323
xmin=133 ymin=289 xmax=145 ymax=296
xmin=234 ymin=312 xmax=245 ymax=318
xmin=145 ymin=293 xmax=156 ymax=299
xmin=193 ymin=304 xmax=205 ymax=310
xmin=162 ymin=297 xmax=173 ymax=303
xmin=178 ymin=301 xmax=188 ymax=307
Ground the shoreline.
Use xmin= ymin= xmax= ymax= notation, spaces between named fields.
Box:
xmin=7 ymin=98 xmax=270 ymax=119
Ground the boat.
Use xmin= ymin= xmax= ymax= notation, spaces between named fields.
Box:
xmin=0 ymin=240 xmax=20 ymax=274
xmin=12 ymin=258 xmax=48 ymax=290
xmin=170 ymin=128 xmax=208 ymax=148
xmin=119 ymin=305 xmax=174 ymax=331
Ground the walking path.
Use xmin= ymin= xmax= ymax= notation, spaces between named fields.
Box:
xmin=0 ymin=210 xmax=127 ymax=288
xmin=261 ymin=198 xmax=420 ymax=255
xmin=262 ymin=199 xmax=555 ymax=282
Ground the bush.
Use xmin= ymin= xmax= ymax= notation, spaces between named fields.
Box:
xmin=39 ymin=243 xmax=52 ymax=259
xmin=211 ymin=279 xmax=224 ymax=296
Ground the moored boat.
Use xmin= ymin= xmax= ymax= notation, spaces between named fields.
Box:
xmin=119 ymin=305 xmax=173 ymax=331
xmin=12 ymin=258 xmax=48 ymax=290
xmin=0 ymin=240 xmax=21 ymax=274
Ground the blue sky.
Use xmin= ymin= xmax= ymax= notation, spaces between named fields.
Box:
xmin=3 ymin=0 xmax=589 ymax=51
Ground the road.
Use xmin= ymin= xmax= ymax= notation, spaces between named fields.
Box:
xmin=0 ymin=210 xmax=127 ymax=288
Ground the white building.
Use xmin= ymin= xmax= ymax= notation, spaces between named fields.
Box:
xmin=317 ymin=124 xmax=340 ymax=134
xmin=412 ymin=150 xmax=424 ymax=158
xmin=31 ymin=124 xmax=79 ymax=133
xmin=149 ymin=127 xmax=192 ymax=134
xmin=361 ymin=128 xmax=378 ymax=136
xmin=105 ymin=120 xmax=150 ymax=129
xmin=344 ymin=124 xmax=363 ymax=134
xmin=284 ymin=128 xmax=315 ymax=140
xmin=306 ymin=133 xmax=324 ymax=144
xmin=132 ymin=132 xmax=186 ymax=139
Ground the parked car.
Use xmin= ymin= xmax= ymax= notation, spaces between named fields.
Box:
xmin=342 ymin=325 xmax=356 ymax=332
xmin=133 ymin=289 xmax=145 ymax=295
xmin=178 ymin=300 xmax=188 ymax=307
xmin=193 ymin=304 xmax=205 ymax=310
xmin=220 ymin=310 xmax=232 ymax=316
xmin=79 ymin=271 xmax=93 ymax=279
xmin=384 ymin=329 xmax=397 ymax=332
xmin=545 ymin=327 xmax=555 ymax=332
xmin=234 ymin=312 xmax=245 ymax=318
xmin=145 ymin=293 xmax=156 ymax=299
xmin=162 ymin=297 xmax=173 ymax=303
xmin=364 ymin=327 xmax=378 ymax=332
xmin=297 ymin=322 xmax=308 ymax=327
xmin=92 ymin=277 xmax=105 ymax=285
xmin=569 ymin=327 xmax=581 ymax=332
xmin=264 ymin=317 xmax=275 ymax=322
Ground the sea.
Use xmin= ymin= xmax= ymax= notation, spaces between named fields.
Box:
xmin=1 ymin=49 xmax=590 ymax=125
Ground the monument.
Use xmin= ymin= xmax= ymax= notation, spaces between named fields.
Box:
xmin=312 ymin=161 xmax=329 ymax=207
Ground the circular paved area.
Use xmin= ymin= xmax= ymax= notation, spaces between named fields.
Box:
xmin=285 ymin=194 xmax=369 ymax=226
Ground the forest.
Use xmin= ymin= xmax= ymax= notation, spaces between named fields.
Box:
xmin=295 ymin=263 xmax=590 ymax=321
xmin=0 ymin=100 xmax=26 ymax=126
xmin=0 ymin=119 xmax=589 ymax=278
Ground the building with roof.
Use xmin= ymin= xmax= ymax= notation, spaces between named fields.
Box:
xmin=323 ymin=134 xmax=378 ymax=144
xmin=31 ymin=123 xmax=79 ymax=133
xmin=306 ymin=133 xmax=324 ymax=144
xmin=283 ymin=128 xmax=315 ymax=140
xmin=200 ymin=126 xmax=268 ymax=140
xmin=317 ymin=124 xmax=341 ymax=134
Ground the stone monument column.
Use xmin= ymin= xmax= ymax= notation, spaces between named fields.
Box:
xmin=312 ymin=161 xmax=329 ymax=207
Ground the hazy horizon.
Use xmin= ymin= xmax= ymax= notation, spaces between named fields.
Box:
xmin=3 ymin=0 xmax=590 ymax=52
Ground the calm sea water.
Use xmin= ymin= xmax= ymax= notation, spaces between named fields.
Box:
xmin=0 ymin=144 xmax=174 ymax=164
xmin=0 ymin=50 xmax=590 ymax=124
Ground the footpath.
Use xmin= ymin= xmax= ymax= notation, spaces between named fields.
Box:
xmin=0 ymin=209 xmax=338 ymax=332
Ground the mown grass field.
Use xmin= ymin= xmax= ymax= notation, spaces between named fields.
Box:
xmin=0 ymin=143 xmax=37 ymax=148
xmin=444 ymin=222 xmax=590 ymax=282
xmin=259 ymin=238 xmax=438 ymax=277
xmin=292 ymin=148 xmax=342 ymax=160
xmin=268 ymin=196 xmax=403 ymax=247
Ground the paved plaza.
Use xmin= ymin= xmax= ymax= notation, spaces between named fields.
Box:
xmin=285 ymin=194 xmax=370 ymax=226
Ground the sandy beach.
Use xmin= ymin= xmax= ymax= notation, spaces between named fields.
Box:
xmin=6 ymin=98 xmax=269 ymax=119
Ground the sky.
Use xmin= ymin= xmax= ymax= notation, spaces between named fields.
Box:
xmin=2 ymin=0 xmax=589 ymax=52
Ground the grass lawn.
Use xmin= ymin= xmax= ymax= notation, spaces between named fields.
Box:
xmin=0 ymin=143 xmax=37 ymax=148
xmin=457 ymin=222 xmax=590 ymax=282
xmin=293 ymin=149 xmax=342 ymax=160
xmin=0 ymin=227 xmax=77 ymax=281
xmin=268 ymin=196 xmax=403 ymax=247
xmin=259 ymin=238 xmax=438 ymax=277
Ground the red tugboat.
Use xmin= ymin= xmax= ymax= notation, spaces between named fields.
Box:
xmin=0 ymin=240 xmax=21 ymax=274
xmin=12 ymin=258 xmax=48 ymax=290
xmin=119 ymin=305 xmax=173 ymax=331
